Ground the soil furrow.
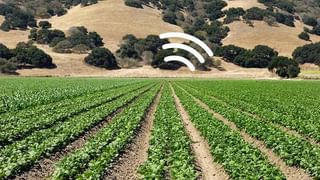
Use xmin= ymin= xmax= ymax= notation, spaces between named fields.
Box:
xmin=104 ymin=86 xmax=163 ymax=180
xmin=170 ymin=85 xmax=229 ymax=180
xmin=13 ymin=87 xmax=151 ymax=180
xmin=208 ymin=94 xmax=320 ymax=147
xmin=179 ymin=86 xmax=312 ymax=180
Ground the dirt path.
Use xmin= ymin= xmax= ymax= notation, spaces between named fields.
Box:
xmin=207 ymin=94 xmax=320 ymax=147
xmin=178 ymin=86 xmax=312 ymax=180
xmin=13 ymin=89 xmax=148 ymax=180
xmin=170 ymin=85 xmax=229 ymax=180
xmin=104 ymin=87 xmax=163 ymax=180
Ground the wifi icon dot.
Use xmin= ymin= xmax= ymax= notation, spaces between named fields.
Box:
xmin=159 ymin=32 xmax=214 ymax=71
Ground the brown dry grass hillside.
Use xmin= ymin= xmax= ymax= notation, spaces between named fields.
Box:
xmin=47 ymin=0 xmax=182 ymax=52
xmin=224 ymin=0 xmax=266 ymax=10
xmin=0 ymin=0 xmax=319 ymax=78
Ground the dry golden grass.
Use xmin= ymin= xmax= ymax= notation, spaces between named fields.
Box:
xmin=222 ymin=20 xmax=320 ymax=57
xmin=47 ymin=0 xmax=183 ymax=52
xmin=0 ymin=16 xmax=29 ymax=48
xmin=223 ymin=0 xmax=266 ymax=10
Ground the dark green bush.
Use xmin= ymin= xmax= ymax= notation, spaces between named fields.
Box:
xmin=125 ymin=0 xmax=143 ymax=8
xmin=268 ymin=56 xmax=300 ymax=78
xmin=298 ymin=32 xmax=310 ymax=41
xmin=85 ymin=47 xmax=119 ymax=69
xmin=292 ymin=42 xmax=320 ymax=65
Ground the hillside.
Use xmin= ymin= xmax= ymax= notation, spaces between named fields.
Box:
xmin=0 ymin=0 xmax=319 ymax=78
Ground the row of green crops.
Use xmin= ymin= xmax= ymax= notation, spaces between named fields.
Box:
xmin=172 ymin=83 xmax=285 ymax=179
xmin=139 ymin=84 xmax=198 ymax=179
xmin=0 ymin=83 xmax=153 ymax=179
xmin=176 ymin=82 xmax=320 ymax=178
xmin=0 ymin=82 xmax=148 ymax=146
xmin=0 ymin=78 xmax=143 ymax=114
xmin=51 ymin=84 xmax=161 ymax=179
xmin=184 ymin=80 xmax=320 ymax=142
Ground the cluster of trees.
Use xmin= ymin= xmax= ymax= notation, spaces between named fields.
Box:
xmin=0 ymin=3 xmax=36 ymax=31
xmin=29 ymin=23 xmax=104 ymax=54
xmin=115 ymin=34 xmax=183 ymax=69
xmin=224 ymin=7 xmax=245 ymax=24
xmin=85 ymin=47 xmax=119 ymax=69
xmin=216 ymin=44 xmax=300 ymax=78
xmin=2 ymin=0 xmax=99 ymax=19
xmin=0 ymin=42 xmax=54 ymax=74
xmin=292 ymin=42 xmax=320 ymax=65
xmin=258 ymin=0 xmax=295 ymax=13
xmin=244 ymin=7 xmax=295 ymax=27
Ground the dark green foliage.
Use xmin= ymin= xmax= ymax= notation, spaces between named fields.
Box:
xmin=292 ymin=42 xmax=320 ymax=65
xmin=152 ymin=49 xmax=182 ymax=70
xmin=258 ymin=0 xmax=295 ymax=13
xmin=220 ymin=45 xmax=278 ymax=68
xmin=116 ymin=34 xmax=168 ymax=59
xmin=0 ymin=3 xmax=36 ymax=31
xmin=0 ymin=58 xmax=17 ymax=74
xmin=220 ymin=45 xmax=246 ymax=62
xmin=224 ymin=7 xmax=245 ymax=24
xmin=0 ymin=43 xmax=12 ymax=59
xmin=302 ymin=16 xmax=318 ymax=27
xmin=34 ymin=29 xmax=66 ymax=44
xmin=29 ymin=26 xmax=104 ymax=53
xmin=163 ymin=11 xmax=177 ymax=24
xmin=85 ymin=47 xmax=119 ymax=69
xmin=244 ymin=7 xmax=295 ymax=27
xmin=0 ymin=0 xmax=100 ymax=19
xmin=311 ymin=25 xmax=320 ymax=35
xmin=125 ymin=0 xmax=143 ymax=8
xmin=298 ymin=32 xmax=310 ymax=41
xmin=39 ymin=21 xmax=52 ymax=29
xmin=13 ymin=42 xmax=54 ymax=68
xmin=204 ymin=0 xmax=227 ymax=20
xmin=268 ymin=56 xmax=300 ymax=78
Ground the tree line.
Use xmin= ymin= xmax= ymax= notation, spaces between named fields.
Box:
xmin=0 ymin=42 xmax=54 ymax=74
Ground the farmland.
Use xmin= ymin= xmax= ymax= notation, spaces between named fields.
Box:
xmin=0 ymin=77 xmax=319 ymax=179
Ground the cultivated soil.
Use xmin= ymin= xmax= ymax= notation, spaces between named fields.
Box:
xmin=171 ymin=85 xmax=229 ymax=180
xmin=104 ymin=87 xmax=163 ymax=180
xmin=179 ymin=86 xmax=313 ymax=180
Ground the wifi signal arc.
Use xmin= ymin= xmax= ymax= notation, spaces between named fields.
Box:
xmin=164 ymin=56 xmax=196 ymax=71
xmin=159 ymin=32 xmax=214 ymax=72
xmin=162 ymin=43 xmax=205 ymax=63
xmin=159 ymin=32 xmax=214 ymax=57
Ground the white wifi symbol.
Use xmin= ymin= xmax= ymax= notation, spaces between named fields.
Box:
xmin=159 ymin=32 xmax=214 ymax=71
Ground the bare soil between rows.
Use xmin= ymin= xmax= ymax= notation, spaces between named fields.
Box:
xmin=178 ymin=86 xmax=312 ymax=180
xmin=13 ymin=88 xmax=150 ymax=180
xmin=104 ymin=86 xmax=163 ymax=180
xmin=170 ymin=84 xmax=229 ymax=180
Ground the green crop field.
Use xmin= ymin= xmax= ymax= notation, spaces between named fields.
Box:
xmin=0 ymin=77 xmax=319 ymax=179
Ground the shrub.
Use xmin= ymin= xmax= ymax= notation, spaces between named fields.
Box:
xmin=298 ymin=32 xmax=310 ymax=41
xmin=13 ymin=43 xmax=54 ymax=68
xmin=125 ymin=0 xmax=143 ymax=8
xmin=302 ymin=16 xmax=318 ymax=27
xmin=85 ymin=47 xmax=119 ymax=69
xmin=268 ymin=56 xmax=300 ymax=78
xmin=0 ymin=58 xmax=17 ymax=74
xmin=292 ymin=42 xmax=320 ymax=65
xmin=163 ymin=11 xmax=177 ymax=24
xmin=0 ymin=43 xmax=12 ymax=59
xmin=39 ymin=21 xmax=52 ymax=29
xmin=72 ymin=44 xmax=90 ymax=54
xmin=151 ymin=49 xmax=181 ymax=70
xmin=53 ymin=40 xmax=73 ymax=53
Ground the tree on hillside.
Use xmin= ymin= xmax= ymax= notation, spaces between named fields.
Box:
xmin=39 ymin=21 xmax=52 ymax=29
xmin=292 ymin=42 xmax=320 ymax=65
xmin=298 ymin=32 xmax=310 ymax=41
xmin=85 ymin=47 xmax=119 ymax=69
xmin=268 ymin=56 xmax=300 ymax=78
